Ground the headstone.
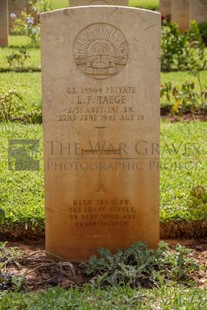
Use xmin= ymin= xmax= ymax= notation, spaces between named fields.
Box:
xmin=9 ymin=0 xmax=38 ymax=31
xmin=69 ymin=0 xmax=128 ymax=6
xmin=190 ymin=0 xmax=207 ymax=24
xmin=41 ymin=6 xmax=160 ymax=261
xmin=9 ymin=0 xmax=27 ymax=29
xmin=0 ymin=0 xmax=9 ymax=47
xmin=171 ymin=0 xmax=190 ymax=30
xmin=159 ymin=0 xmax=171 ymax=18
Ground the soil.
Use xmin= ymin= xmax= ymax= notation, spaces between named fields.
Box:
xmin=161 ymin=113 xmax=207 ymax=122
xmin=1 ymin=239 xmax=206 ymax=293
xmin=1 ymin=220 xmax=207 ymax=241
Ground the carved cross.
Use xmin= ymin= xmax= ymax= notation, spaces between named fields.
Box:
xmin=81 ymin=127 xmax=121 ymax=193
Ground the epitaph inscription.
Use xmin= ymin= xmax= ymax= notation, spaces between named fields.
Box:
xmin=74 ymin=23 xmax=128 ymax=80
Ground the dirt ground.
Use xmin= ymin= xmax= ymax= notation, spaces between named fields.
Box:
xmin=1 ymin=239 xmax=207 ymax=292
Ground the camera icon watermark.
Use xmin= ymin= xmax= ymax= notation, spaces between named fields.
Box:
xmin=8 ymin=139 xmax=39 ymax=171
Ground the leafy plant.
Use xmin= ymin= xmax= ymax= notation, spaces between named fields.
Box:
xmin=12 ymin=12 xmax=40 ymax=45
xmin=0 ymin=208 xmax=5 ymax=224
xmin=6 ymin=48 xmax=31 ymax=69
xmin=83 ymin=242 xmax=199 ymax=288
xmin=161 ymin=20 xmax=207 ymax=72
xmin=189 ymin=186 xmax=207 ymax=220
xmin=31 ymin=0 xmax=53 ymax=13
xmin=198 ymin=22 xmax=207 ymax=46
xmin=11 ymin=0 xmax=52 ymax=45
xmin=0 ymin=89 xmax=41 ymax=123
xmin=160 ymin=81 xmax=201 ymax=115
xmin=0 ymin=89 xmax=23 ymax=122
xmin=0 ymin=242 xmax=25 ymax=293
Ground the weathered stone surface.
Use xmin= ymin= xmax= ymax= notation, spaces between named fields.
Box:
xmin=190 ymin=0 xmax=207 ymax=24
xmin=159 ymin=0 xmax=171 ymax=17
xmin=41 ymin=6 xmax=160 ymax=261
xmin=171 ymin=0 xmax=190 ymax=30
xmin=0 ymin=0 xmax=9 ymax=47
xmin=69 ymin=0 xmax=128 ymax=6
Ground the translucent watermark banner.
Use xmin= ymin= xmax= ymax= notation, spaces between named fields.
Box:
xmin=8 ymin=139 xmax=40 ymax=171
xmin=7 ymin=139 xmax=207 ymax=172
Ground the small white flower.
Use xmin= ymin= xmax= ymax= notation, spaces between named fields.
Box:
xmin=10 ymin=13 xmax=17 ymax=19
xmin=27 ymin=16 xmax=34 ymax=24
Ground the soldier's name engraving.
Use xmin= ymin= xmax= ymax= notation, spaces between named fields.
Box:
xmin=76 ymin=95 xmax=127 ymax=105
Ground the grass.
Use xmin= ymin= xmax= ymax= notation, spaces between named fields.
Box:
xmin=0 ymin=47 xmax=40 ymax=71
xmin=0 ymin=5 xmax=205 ymax=308
xmin=1 ymin=70 xmax=207 ymax=110
xmin=0 ymin=123 xmax=44 ymax=225
xmin=161 ymin=71 xmax=207 ymax=91
xmin=1 ymin=284 xmax=206 ymax=309
xmin=1 ymin=35 xmax=207 ymax=110
xmin=0 ymin=122 xmax=207 ymax=225
xmin=53 ymin=0 xmax=160 ymax=10
xmin=0 ymin=72 xmax=41 ymax=111
xmin=129 ymin=0 xmax=159 ymax=9
xmin=0 ymin=36 xmax=207 ymax=225
xmin=51 ymin=0 xmax=69 ymax=10
xmin=160 ymin=121 xmax=207 ymax=222
xmin=9 ymin=35 xmax=32 ymax=47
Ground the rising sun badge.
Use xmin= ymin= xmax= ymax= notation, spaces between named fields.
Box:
xmin=73 ymin=23 xmax=128 ymax=80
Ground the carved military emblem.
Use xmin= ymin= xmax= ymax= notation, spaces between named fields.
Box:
xmin=73 ymin=23 xmax=128 ymax=80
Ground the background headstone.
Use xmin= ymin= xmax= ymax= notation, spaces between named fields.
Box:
xmin=9 ymin=0 xmax=38 ymax=31
xmin=69 ymin=0 xmax=128 ymax=6
xmin=171 ymin=0 xmax=190 ymax=30
xmin=190 ymin=0 xmax=207 ymax=25
xmin=0 ymin=0 xmax=9 ymax=47
xmin=41 ymin=6 xmax=160 ymax=261
xmin=9 ymin=0 xmax=26 ymax=30
xmin=159 ymin=0 xmax=171 ymax=18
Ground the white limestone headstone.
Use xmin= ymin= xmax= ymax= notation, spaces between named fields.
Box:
xmin=41 ymin=6 xmax=160 ymax=261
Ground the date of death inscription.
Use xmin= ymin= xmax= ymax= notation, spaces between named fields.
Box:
xmin=58 ymin=86 xmax=144 ymax=122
